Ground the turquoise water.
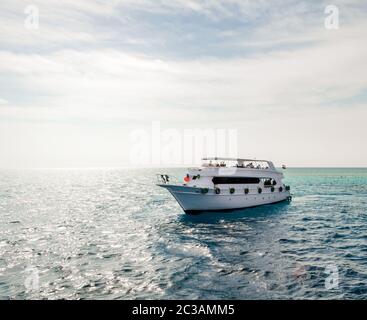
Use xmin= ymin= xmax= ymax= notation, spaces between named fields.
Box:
xmin=0 ymin=168 xmax=366 ymax=299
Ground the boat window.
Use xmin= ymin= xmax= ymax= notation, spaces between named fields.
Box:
xmin=263 ymin=178 xmax=277 ymax=186
xmin=212 ymin=177 xmax=260 ymax=184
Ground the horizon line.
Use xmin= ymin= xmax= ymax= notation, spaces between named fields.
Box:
xmin=0 ymin=166 xmax=366 ymax=170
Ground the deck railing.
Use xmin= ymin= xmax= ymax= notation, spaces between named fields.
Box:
xmin=156 ymin=174 xmax=179 ymax=184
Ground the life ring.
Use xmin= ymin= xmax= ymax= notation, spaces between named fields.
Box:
xmin=244 ymin=188 xmax=249 ymax=194
xmin=229 ymin=188 xmax=235 ymax=194
xmin=215 ymin=188 xmax=221 ymax=194
xmin=201 ymin=188 xmax=209 ymax=194
xmin=258 ymin=187 xmax=262 ymax=194
xmin=279 ymin=186 xmax=283 ymax=192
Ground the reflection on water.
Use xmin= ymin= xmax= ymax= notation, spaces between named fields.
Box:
xmin=180 ymin=200 xmax=290 ymax=224
xmin=0 ymin=168 xmax=366 ymax=299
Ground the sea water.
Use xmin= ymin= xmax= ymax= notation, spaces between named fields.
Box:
xmin=0 ymin=168 xmax=366 ymax=299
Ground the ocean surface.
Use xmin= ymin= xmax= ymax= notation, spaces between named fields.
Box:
xmin=0 ymin=168 xmax=366 ymax=300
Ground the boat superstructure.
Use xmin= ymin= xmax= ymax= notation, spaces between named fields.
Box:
xmin=157 ymin=157 xmax=291 ymax=214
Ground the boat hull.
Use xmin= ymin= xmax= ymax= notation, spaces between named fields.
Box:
xmin=158 ymin=184 xmax=291 ymax=214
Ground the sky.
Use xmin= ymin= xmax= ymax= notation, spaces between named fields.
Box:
xmin=0 ymin=0 xmax=366 ymax=168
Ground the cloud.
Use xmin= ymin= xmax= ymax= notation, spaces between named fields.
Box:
xmin=0 ymin=0 xmax=366 ymax=167
xmin=1 ymin=19 xmax=366 ymax=122
xmin=0 ymin=98 xmax=9 ymax=105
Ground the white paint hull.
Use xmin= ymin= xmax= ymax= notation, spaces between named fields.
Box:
xmin=159 ymin=185 xmax=290 ymax=214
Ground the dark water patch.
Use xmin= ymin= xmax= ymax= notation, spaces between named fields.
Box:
xmin=279 ymin=238 xmax=299 ymax=244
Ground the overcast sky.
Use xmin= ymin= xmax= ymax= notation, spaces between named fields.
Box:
xmin=0 ymin=0 xmax=366 ymax=168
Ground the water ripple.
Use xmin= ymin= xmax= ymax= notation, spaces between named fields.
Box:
xmin=0 ymin=168 xmax=366 ymax=299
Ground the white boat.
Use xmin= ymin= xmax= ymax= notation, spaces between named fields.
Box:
xmin=157 ymin=157 xmax=291 ymax=214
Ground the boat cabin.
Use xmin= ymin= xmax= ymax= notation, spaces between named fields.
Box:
xmin=184 ymin=157 xmax=283 ymax=191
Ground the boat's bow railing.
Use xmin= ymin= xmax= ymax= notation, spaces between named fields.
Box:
xmin=156 ymin=174 xmax=180 ymax=185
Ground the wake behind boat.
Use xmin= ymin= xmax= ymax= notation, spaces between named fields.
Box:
xmin=157 ymin=157 xmax=291 ymax=214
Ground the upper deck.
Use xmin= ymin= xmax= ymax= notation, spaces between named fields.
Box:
xmin=185 ymin=157 xmax=283 ymax=180
xmin=201 ymin=157 xmax=276 ymax=171
xmin=157 ymin=157 xmax=285 ymax=187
